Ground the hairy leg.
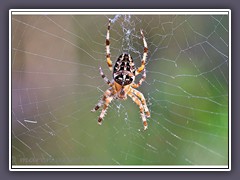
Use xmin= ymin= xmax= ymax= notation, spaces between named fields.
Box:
xmin=91 ymin=87 xmax=112 ymax=112
xmin=128 ymin=91 xmax=148 ymax=130
xmin=132 ymin=68 xmax=146 ymax=88
xmin=99 ymin=66 xmax=113 ymax=86
xmin=136 ymin=30 xmax=148 ymax=75
xmin=106 ymin=20 xmax=113 ymax=71
xmin=131 ymin=88 xmax=150 ymax=118
xmin=97 ymin=96 xmax=113 ymax=125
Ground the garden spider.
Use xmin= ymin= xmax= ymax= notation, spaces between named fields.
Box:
xmin=91 ymin=20 xmax=150 ymax=130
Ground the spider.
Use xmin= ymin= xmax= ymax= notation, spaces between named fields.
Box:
xmin=91 ymin=20 xmax=150 ymax=130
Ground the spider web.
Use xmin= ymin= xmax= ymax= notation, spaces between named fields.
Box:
xmin=11 ymin=11 xmax=229 ymax=167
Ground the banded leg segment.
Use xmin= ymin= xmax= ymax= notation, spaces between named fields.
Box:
xmin=106 ymin=20 xmax=113 ymax=71
xmin=99 ymin=66 xmax=113 ymax=86
xmin=136 ymin=30 xmax=148 ymax=75
xmin=128 ymin=91 xmax=148 ymax=130
xmin=131 ymin=88 xmax=150 ymax=118
xmin=97 ymin=96 xmax=113 ymax=125
xmin=132 ymin=68 xmax=146 ymax=88
xmin=91 ymin=88 xmax=112 ymax=112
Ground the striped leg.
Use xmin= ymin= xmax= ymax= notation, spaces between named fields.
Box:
xmin=128 ymin=91 xmax=148 ymax=130
xmin=91 ymin=88 xmax=112 ymax=112
xmin=132 ymin=68 xmax=146 ymax=88
xmin=99 ymin=66 xmax=113 ymax=86
xmin=106 ymin=20 xmax=113 ymax=71
xmin=136 ymin=29 xmax=148 ymax=75
xmin=131 ymin=88 xmax=150 ymax=118
xmin=97 ymin=96 xmax=113 ymax=125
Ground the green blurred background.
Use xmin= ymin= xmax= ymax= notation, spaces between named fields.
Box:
xmin=11 ymin=14 xmax=229 ymax=166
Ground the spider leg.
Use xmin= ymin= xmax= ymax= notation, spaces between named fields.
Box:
xmin=128 ymin=90 xmax=148 ymax=130
xmin=136 ymin=29 xmax=148 ymax=76
xmin=91 ymin=87 xmax=112 ymax=112
xmin=132 ymin=68 xmax=146 ymax=88
xmin=106 ymin=20 xmax=113 ymax=71
xmin=97 ymin=96 xmax=113 ymax=125
xmin=99 ymin=66 xmax=114 ymax=86
xmin=131 ymin=88 xmax=150 ymax=118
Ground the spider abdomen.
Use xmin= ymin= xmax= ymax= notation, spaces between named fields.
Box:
xmin=113 ymin=53 xmax=136 ymax=86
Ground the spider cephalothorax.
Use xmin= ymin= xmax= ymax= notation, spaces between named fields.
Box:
xmin=91 ymin=20 xmax=150 ymax=130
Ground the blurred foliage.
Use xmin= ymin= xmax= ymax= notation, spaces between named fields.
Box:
xmin=12 ymin=14 xmax=229 ymax=166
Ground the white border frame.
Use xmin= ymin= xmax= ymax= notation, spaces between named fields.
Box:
xmin=9 ymin=9 xmax=231 ymax=171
